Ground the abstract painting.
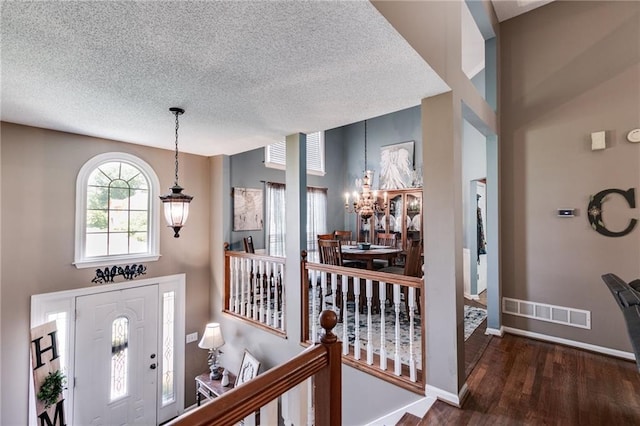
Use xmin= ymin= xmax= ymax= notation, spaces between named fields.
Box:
xmin=380 ymin=141 xmax=414 ymax=189
xmin=233 ymin=187 xmax=263 ymax=231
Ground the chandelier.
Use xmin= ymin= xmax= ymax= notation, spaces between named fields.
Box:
xmin=344 ymin=120 xmax=387 ymax=221
xmin=159 ymin=107 xmax=193 ymax=238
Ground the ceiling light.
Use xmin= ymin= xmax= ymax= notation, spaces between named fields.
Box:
xmin=159 ymin=107 xmax=193 ymax=238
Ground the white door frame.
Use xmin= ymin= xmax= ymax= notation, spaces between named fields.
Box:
xmin=29 ymin=274 xmax=186 ymax=425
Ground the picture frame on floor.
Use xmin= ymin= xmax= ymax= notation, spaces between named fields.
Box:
xmin=235 ymin=350 xmax=260 ymax=387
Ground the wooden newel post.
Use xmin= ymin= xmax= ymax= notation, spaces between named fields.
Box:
xmin=315 ymin=310 xmax=342 ymax=426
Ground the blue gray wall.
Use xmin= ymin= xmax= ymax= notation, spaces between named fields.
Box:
xmin=228 ymin=106 xmax=424 ymax=251
xmin=228 ymin=127 xmax=347 ymax=251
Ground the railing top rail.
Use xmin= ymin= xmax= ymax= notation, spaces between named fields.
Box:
xmin=305 ymin=261 xmax=423 ymax=288
xmin=225 ymin=250 xmax=285 ymax=264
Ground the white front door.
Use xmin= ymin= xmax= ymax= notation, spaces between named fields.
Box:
xmin=74 ymin=285 xmax=158 ymax=425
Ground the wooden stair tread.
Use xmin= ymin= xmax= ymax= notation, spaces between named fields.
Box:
xmin=395 ymin=412 xmax=421 ymax=426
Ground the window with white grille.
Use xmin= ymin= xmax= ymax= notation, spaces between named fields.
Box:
xmin=74 ymin=152 xmax=161 ymax=268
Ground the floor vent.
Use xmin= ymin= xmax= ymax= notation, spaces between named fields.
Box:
xmin=502 ymin=297 xmax=591 ymax=329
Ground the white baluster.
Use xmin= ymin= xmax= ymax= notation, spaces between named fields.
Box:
xmin=240 ymin=258 xmax=246 ymax=316
xmin=366 ymin=278 xmax=373 ymax=365
xmin=342 ymin=274 xmax=349 ymax=355
xmin=265 ymin=261 xmax=272 ymax=327
xmin=394 ymin=283 xmax=401 ymax=376
xmin=353 ymin=277 xmax=361 ymax=360
xmin=230 ymin=258 xmax=237 ymax=313
xmin=252 ymin=259 xmax=259 ymax=320
xmin=330 ymin=272 xmax=338 ymax=315
xmin=379 ymin=280 xmax=387 ymax=371
xmin=310 ymin=269 xmax=318 ymax=343
xmin=260 ymin=399 xmax=279 ymax=426
xmin=261 ymin=259 xmax=266 ymax=322
xmin=320 ymin=271 xmax=327 ymax=312
xmin=307 ymin=378 xmax=313 ymax=426
xmin=409 ymin=286 xmax=417 ymax=382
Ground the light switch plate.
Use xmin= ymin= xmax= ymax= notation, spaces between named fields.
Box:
xmin=186 ymin=332 xmax=198 ymax=344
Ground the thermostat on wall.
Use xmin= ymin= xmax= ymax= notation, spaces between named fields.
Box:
xmin=557 ymin=209 xmax=575 ymax=217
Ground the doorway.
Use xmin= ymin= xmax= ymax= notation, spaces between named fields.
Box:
xmin=30 ymin=275 xmax=185 ymax=425
xmin=74 ymin=285 xmax=159 ymax=425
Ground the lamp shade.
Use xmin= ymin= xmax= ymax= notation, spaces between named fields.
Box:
xmin=198 ymin=323 xmax=225 ymax=350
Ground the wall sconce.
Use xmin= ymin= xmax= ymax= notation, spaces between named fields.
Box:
xmin=160 ymin=107 xmax=193 ymax=238
xmin=198 ymin=323 xmax=225 ymax=380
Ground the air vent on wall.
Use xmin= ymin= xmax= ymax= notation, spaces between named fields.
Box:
xmin=502 ymin=297 xmax=591 ymax=329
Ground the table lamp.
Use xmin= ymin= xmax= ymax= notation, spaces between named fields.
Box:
xmin=198 ymin=323 xmax=225 ymax=380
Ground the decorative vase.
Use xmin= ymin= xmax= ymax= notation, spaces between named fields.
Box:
xmin=221 ymin=369 xmax=230 ymax=386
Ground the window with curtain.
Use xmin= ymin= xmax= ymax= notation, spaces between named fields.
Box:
xmin=307 ymin=187 xmax=328 ymax=253
xmin=265 ymin=183 xmax=327 ymax=257
xmin=266 ymin=183 xmax=286 ymax=256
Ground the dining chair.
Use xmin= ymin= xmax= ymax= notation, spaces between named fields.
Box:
xmin=243 ymin=236 xmax=255 ymax=253
xmin=317 ymin=233 xmax=334 ymax=241
xmin=373 ymin=232 xmax=398 ymax=269
xmin=333 ymin=230 xmax=352 ymax=244
xmin=318 ymin=239 xmax=343 ymax=265
xmin=379 ymin=239 xmax=423 ymax=317
xmin=376 ymin=232 xmax=397 ymax=247
xmin=317 ymin=239 xmax=347 ymax=318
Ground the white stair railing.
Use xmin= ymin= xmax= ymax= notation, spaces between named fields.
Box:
xmin=225 ymin=248 xmax=286 ymax=334
xmin=303 ymin=257 xmax=424 ymax=388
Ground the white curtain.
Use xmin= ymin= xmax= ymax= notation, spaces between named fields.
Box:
xmin=307 ymin=187 xmax=328 ymax=253
xmin=266 ymin=183 xmax=286 ymax=256
xmin=265 ymin=183 xmax=327 ymax=258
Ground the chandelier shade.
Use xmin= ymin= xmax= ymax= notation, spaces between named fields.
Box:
xmin=160 ymin=107 xmax=193 ymax=238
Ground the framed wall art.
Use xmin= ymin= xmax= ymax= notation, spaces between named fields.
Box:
xmin=233 ymin=187 xmax=264 ymax=231
xmin=235 ymin=350 xmax=261 ymax=387
xmin=380 ymin=141 xmax=415 ymax=190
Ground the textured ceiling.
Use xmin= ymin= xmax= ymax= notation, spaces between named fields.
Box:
xmin=1 ymin=1 xmax=450 ymax=156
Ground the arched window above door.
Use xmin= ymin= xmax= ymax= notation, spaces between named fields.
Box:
xmin=74 ymin=152 xmax=161 ymax=268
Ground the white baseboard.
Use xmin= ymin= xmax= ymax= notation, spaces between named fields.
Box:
xmin=485 ymin=326 xmax=504 ymax=337
xmin=364 ymin=396 xmax=436 ymax=426
xmin=425 ymin=382 xmax=468 ymax=408
xmin=503 ymin=326 xmax=636 ymax=361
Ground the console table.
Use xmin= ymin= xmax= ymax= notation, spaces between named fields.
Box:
xmin=195 ymin=369 xmax=236 ymax=406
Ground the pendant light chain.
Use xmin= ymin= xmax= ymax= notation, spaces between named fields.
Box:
xmin=364 ymin=120 xmax=368 ymax=171
xmin=173 ymin=110 xmax=180 ymax=187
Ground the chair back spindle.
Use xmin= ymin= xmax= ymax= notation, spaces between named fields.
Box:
xmin=243 ymin=236 xmax=255 ymax=253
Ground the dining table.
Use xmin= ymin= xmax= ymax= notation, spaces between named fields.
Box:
xmin=341 ymin=244 xmax=402 ymax=270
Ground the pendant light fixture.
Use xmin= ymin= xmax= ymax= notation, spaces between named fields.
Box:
xmin=160 ymin=107 xmax=193 ymax=238
xmin=344 ymin=120 xmax=386 ymax=222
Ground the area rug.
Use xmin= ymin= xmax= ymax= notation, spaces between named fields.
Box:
xmin=464 ymin=305 xmax=487 ymax=340
xmin=313 ymin=301 xmax=487 ymax=366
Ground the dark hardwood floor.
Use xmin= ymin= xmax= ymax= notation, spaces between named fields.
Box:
xmin=421 ymin=334 xmax=640 ymax=425
xmin=465 ymin=295 xmax=492 ymax=377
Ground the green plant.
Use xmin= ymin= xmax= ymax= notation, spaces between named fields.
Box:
xmin=37 ymin=370 xmax=66 ymax=408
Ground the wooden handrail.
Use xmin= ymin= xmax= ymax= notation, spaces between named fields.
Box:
xmin=305 ymin=260 xmax=423 ymax=289
xmin=169 ymin=310 xmax=341 ymax=426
